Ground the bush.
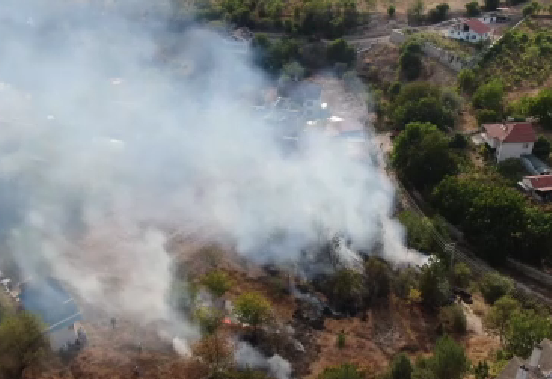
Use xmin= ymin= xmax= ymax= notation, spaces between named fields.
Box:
xmin=431 ymin=335 xmax=470 ymax=379
xmin=497 ymin=158 xmax=526 ymax=185
xmin=476 ymin=109 xmax=500 ymax=125
xmin=472 ymin=79 xmax=504 ymax=113
xmin=201 ymin=270 xmax=233 ymax=298
xmin=428 ymin=3 xmax=450 ymax=23
xmin=457 ymin=69 xmax=477 ymax=94
xmin=419 ymin=257 xmax=451 ymax=309
xmin=484 ymin=0 xmax=499 ymax=10
xmin=388 ymin=5 xmax=396 ymax=17
xmin=391 ymin=353 xmax=413 ymax=379
xmin=453 ymin=262 xmax=471 ymax=288
xmin=465 ymin=1 xmax=481 ymax=16
xmin=479 ymin=272 xmax=514 ymax=304
xmin=234 ymin=292 xmax=272 ymax=330
xmin=449 ymin=133 xmax=468 ymax=149
xmin=318 ymin=364 xmax=364 ymax=379
xmin=523 ymin=3 xmax=535 ymax=16
xmin=533 ymin=136 xmax=551 ymax=160
xmin=327 ymin=39 xmax=356 ymax=66
xmin=400 ymin=49 xmax=423 ymax=80
xmin=336 ymin=332 xmax=346 ymax=348
xmin=439 ymin=304 xmax=467 ymax=334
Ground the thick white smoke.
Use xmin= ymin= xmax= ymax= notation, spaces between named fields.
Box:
xmin=0 ymin=0 xmax=421 ymax=347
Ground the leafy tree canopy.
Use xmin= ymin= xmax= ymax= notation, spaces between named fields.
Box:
xmin=392 ymin=122 xmax=458 ymax=189
xmin=234 ymin=292 xmax=272 ymax=328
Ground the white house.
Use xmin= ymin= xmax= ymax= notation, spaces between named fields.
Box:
xmin=448 ymin=18 xmax=491 ymax=42
xmin=482 ymin=122 xmax=536 ymax=162
xmin=19 ymin=278 xmax=85 ymax=351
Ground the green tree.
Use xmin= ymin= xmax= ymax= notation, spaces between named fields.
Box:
xmin=398 ymin=210 xmax=436 ymax=252
xmin=388 ymin=5 xmax=396 ymax=17
xmin=201 ymin=270 xmax=233 ymax=298
xmin=479 ymin=272 xmax=514 ymax=304
xmin=449 ymin=133 xmax=468 ymax=149
xmin=336 ymin=332 xmax=346 ymax=348
xmin=476 ymin=109 xmax=500 ymax=125
xmin=465 ymin=1 xmax=480 ymax=16
xmin=195 ymin=306 xmax=224 ymax=335
xmin=327 ymin=39 xmax=356 ymax=66
xmin=458 ymin=68 xmax=477 ymax=94
xmin=505 ymin=309 xmax=552 ymax=358
xmin=391 ymin=353 xmax=413 ymax=379
xmin=430 ymin=335 xmax=469 ymax=379
xmin=472 ymin=79 xmax=504 ymax=113
xmin=484 ymin=0 xmax=498 ymax=11
xmin=474 ymin=361 xmax=490 ymax=379
xmin=485 ymin=295 xmax=520 ymax=344
xmin=394 ymin=267 xmax=419 ymax=299
xmin=432 ymin=177 xmax=527 ymax=264
xmin=408 ymin=0 xmax=425 ymax=25
xmin=523 ymin=3 xmax=535 ymax=16
xmin=318 ymin=364 xmax=364 ymax=379
xmin=438 ymin=304 xmax=467 ymax=334
xmin=419 ymin=257 xmax=451 ymax=309
xmin=283 ymin=61 xmax=305 ymax=81
xmin=428 ymin=3 xmax=449 ymax=23
xmin=0 ymin=312 xmax=48 ymax=379
xmin=389 ymin=81 xmax=456 ymax=129
xmin=533 ymin=136 xmax=551 ymax=160
xmin=364 ymin=257 xmax=391 ymax=306
xmin=399 ymin=42 xmax=423 ymax=80
xmin=234 ymin=292 xmax=272 ymax=331
xmin=453 ymin=262 xmax=471 ymax=288
xmin=392 ymin=122 xmax=458 ymax=189
xmin=530 ymin=88 xmax=552 ymax=128
xmin=329 ymin=269 xmax=363 ymax=312
xmin=497 ymin=158 xmax=526 ymax=186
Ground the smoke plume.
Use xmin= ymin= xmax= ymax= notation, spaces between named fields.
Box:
xmin=0 ymin=0 xmax=422 ymax=348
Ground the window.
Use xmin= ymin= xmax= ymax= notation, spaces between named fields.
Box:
xmin=523 ymin=143 xmax=529 ymax=148
xmin=472 ymin=35 xmax=476 ymax=39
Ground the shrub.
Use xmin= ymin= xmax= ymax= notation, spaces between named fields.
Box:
xmin=453 ymin=262 xmax=471 ymax=288
xmin=388 ymin=5 xmax=396 ymax=17
xmin=476 ymin=109 xmax=500 ymax=125
xmin=479 ymin=272 xmax=514 ymax=304
xmin=234 ymin=292 xmax=272 ymax=330
xmin=465 ymin=1 xmax=480 ymax=16
xmin=391 ymin=353 xmax=413 ymax=379
xmin=201 ymin=270 xmax=233 ymax=298
xmin=449 ymin=133 xmax=468 ymax=149
xmin=472 ymin=79 xmax=504 ymax=113
xmin=484 ymin=0 xmax=499 ymax=10
xmin=439 ymin=304 xmax=467 ymax=334
xmin=336 ymin=332 xmax=346 ymax=348
xmin=318 ymin=364 xmax=364 ymax=379
xmin=326 ymin=39 xmax=356 ymax=66
xmin=533 ymin=136 xmax=551 ymax=160
xmin=457 ymin=69 xmax=477 ymax=94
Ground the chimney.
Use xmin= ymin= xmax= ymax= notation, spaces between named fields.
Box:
xmin=515 ymin=365 xmax=528 ymax=379
xmin=530 ymin=345 xmax=543 ymax=367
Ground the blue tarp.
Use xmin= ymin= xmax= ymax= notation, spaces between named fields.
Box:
xmin=19 ymin=277 xmax=82 ymax=333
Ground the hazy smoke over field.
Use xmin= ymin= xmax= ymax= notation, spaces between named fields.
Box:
xmin=0 ymin=0 xmax=420 ymax=343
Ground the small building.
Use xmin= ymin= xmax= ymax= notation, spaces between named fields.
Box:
xmin=19 ymin=278 xmax=84 ymax=351
xmin=448 ymin=18 xmax=492 ymax=42
xmin=482 ymin=122 xmax=536 ymax=162
xmin=497 ymin=339 xmax=552 ymax=379
xmin=520 ymin=175 xmax=552 ymax=201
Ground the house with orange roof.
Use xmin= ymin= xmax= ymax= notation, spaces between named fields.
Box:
xmin=482 ymin=122 xmax=537 ymax=162
xmin=448 ymin=18 xmax=492 ymax=42
xmin=520 ymin=175 xmax=552 ymax=201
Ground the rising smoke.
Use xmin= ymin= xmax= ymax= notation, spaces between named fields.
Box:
xmin=0 ymin=0 xmax=421 ymax=351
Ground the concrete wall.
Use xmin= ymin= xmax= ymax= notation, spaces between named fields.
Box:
xmin=497 ymin=141 xmax=534 ymax=162
xmin=390 ymin=30 xmax=474 ymax=72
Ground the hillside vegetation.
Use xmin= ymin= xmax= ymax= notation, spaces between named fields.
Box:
xmin=477 ymin=19 xmax=552 ymax=90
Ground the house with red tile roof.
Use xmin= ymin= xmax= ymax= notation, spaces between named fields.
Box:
xmin=482 ymin=122 xmax=537 ymax=162
xmin=521 ymin=175 xmax=552 ymax=201
xmin=448 ymin=18 xmax=492 ymax=43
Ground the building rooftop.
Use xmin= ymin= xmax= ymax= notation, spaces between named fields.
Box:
xmin=19 ymin=277 xmax=82 ymax=333
xmin=464 ymin=18 xmax=492 ymax=34
xmin=483 ymin=122 xmax=536 ymax=143
xmin=524 ymin=175 xmax=552 ymax=191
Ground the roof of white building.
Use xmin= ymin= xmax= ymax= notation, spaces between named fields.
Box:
xmin=483 ymin=122 xmax=536 ymax=143
xmin=464 ymin=18 xmax=491 ymax=34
